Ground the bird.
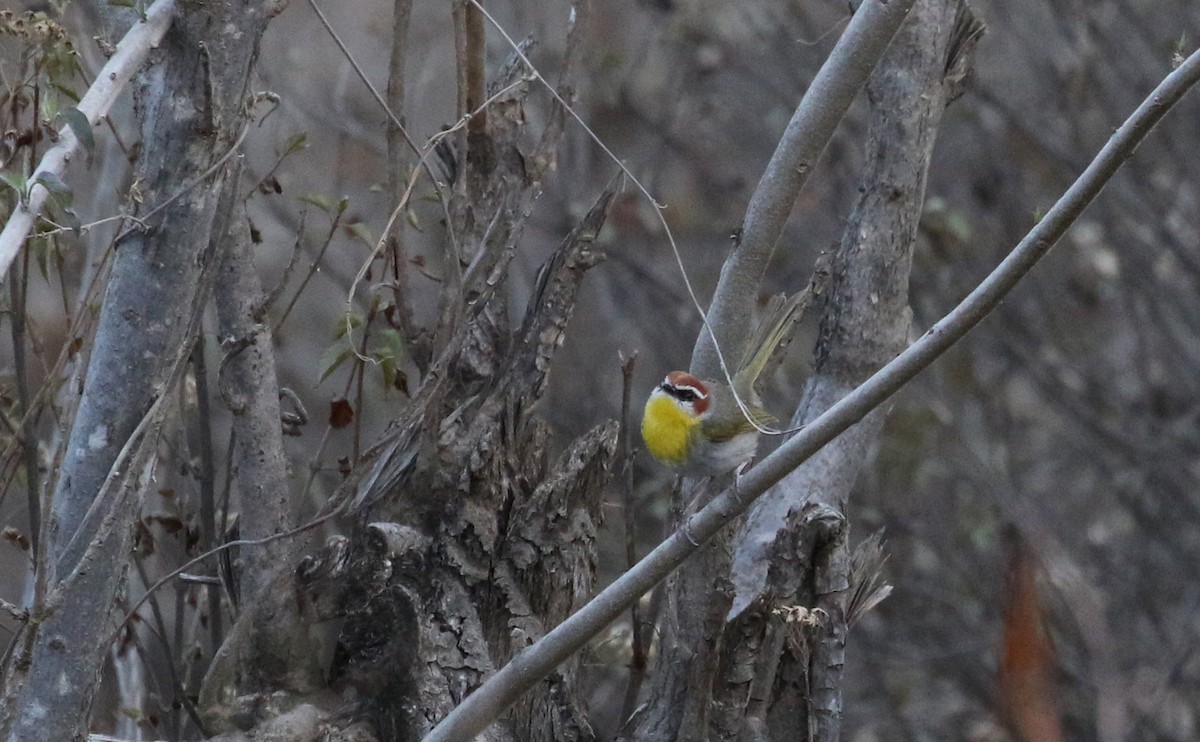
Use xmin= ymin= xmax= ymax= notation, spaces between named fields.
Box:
xmin=641 ymin=293 xmax=804 ymax=477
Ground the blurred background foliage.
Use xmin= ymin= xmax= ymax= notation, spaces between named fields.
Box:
xmin=1 ymin=0 xmax=1199 ymax=739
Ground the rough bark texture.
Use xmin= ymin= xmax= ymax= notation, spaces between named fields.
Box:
xmin=213 ymin=207 xmax=296 ymax=600
xmin=2 ymin=2 xmax=274 ymax=739
xmin=283 ymin=192 xmax=620 ymax=741
xmin=726 ymin=2 xmax=981 ymax=740
xmin=731 ymin=0 xmax=980 ymax=611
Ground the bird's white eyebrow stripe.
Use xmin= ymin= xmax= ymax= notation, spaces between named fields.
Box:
xmin=662 ymin=380 xmax=708 ymax=399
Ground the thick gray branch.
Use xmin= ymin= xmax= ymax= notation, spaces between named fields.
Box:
xmin=691 ymin=0 xmax=917 ymax=379
xmin=214 ymin=207 xmax=295 ymax=600
xmin=730 ymin=0 xmax=975 ymax=621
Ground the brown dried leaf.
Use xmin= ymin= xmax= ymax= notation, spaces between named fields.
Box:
xmin=330 ymin=397 xmax=354 ymax=429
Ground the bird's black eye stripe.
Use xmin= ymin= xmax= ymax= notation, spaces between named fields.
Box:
xmin=662 ymin=383 xmax=702 ymax=403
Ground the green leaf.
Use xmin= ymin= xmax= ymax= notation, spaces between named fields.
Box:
xmin=0 ymin=171 xmax=28 ymax=202
xmin=318 ymin=342 xmax=354 ymax=384
xmin=50 ymin=82 xmax=81 ymax=104
xmin=346 ymin=222 xmax=375 ymax=246
xmin=298 ymin=193 xmax=335 ymax=213
xmin=56 ymin=107 xmax=94 ymax=167
xmin=379 ymin=354 xmax=397 ymax=390
xmin=30 ymin=235 xmax=51 ymax=283
xmin=33 ymin=171 xmax=71 ymax=197
xmin=281 ymin=131 xmax=308 ymax=156
xmin=334 ymin=312 xmax=363 ymax=339
xmin=378 ymin=327 xmax=406 ymax=360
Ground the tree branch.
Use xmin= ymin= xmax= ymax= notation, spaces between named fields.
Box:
xmin=730 ymin=0 xmax=980 ymax=621
xmin=690 ymin=0 xmax=917 ymax=380
xmin=213 ymin=202 xmax=295 ymax=599
xmin=0 ymin=0 xmax=176 ymax=285
xmin=425 ymin=46 xmax=1200 ymax=742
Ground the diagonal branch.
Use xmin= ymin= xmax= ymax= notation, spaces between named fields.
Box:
xmin=690 ymin=0 xmax=916 ymax=381
xmin=425 ymin=46 xmax=1200 ymax=742
xmin=0 ymin=0 xmax=176 ymax=285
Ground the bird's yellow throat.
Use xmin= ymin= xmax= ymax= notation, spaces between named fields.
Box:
xmin=642 ymin=394 xmax=699 ymax=466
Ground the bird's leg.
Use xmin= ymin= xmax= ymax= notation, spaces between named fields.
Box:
xmin=731 ymin=460 xmax=751 ymax=504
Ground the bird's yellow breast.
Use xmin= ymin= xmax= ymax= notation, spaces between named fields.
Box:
xmin=642 ymin=394 xmax=699 ymax=466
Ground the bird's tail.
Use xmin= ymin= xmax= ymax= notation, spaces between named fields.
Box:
xmin=734 ymin=290 xmax=807 ymax=395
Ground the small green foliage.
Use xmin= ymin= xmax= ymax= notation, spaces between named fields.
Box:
xmin=334 ymin=312 xmax=364 ymax=339
xmin=345 ymin=221 xmax=375 ymax=247
xmin=318 ymin=342 xmax=354 ymax=384
xmin=0 ymin=170 xmax=29 ymax=205
xmin=280 ymin=131 xmax=308 ymax=156
xmin=298 ymin=193 xmax=349 ymax=215
xmin=29 ymin=234 xmax=52 ymax=282
xmin=372 ymin=328 xmax=407 ymax=392
xmin=55 ymin=107 xmax=94 ymax=166
xmin=33 ymin=170 xmax=79 ymax=232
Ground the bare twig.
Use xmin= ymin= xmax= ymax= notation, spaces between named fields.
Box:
xmin=424 ymin=47 xmax=1200 ymax=742
xmin=0 ymin=0 xmax=176 ymax=284
xmin=617 ymin=351 xmax=646 ymax=723
xmin=130 ymin=556 xmax=209 ymax=736
xmin=386 ymin=0 xmax=416 ymax=346
xmin=273 ymin=204 xmax=344 ymax=333
xmin=9 ymin=249 xmax=39 ymax=561
xmin=190 ymin=335 xmax=223 ymax=654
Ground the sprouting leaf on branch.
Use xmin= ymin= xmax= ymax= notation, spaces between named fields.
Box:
xmin=372 ymin=328 xmax=407 ymax=392
xmin=318 ymin=341 xmax=354 ymax=384
xmin=281 ymin=131 xmax=308 ymax=156
xmin=345 ymin=221 xmax=375 ymax=247
xmin=56 ymin=107 xmax=94 ymax=166
xmin=0 ymin=170 xmax=28 ymax=205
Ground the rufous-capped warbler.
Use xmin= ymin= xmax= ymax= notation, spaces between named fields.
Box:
xmin=641 ymin=293 xmax=803 ymax=477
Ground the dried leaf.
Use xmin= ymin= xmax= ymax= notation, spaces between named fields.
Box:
xmin=329 ymin=397 xmax=354 ymax=429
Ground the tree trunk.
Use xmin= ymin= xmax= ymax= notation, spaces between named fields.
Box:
xmin=1 ymin=3 xmax=274 ymax=738
xmin=629 ymin=1 xmax=982 ymax=739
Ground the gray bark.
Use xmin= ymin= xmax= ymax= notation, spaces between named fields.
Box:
xmin=1 ymin=3 xmax=273 ymax=738
xmin=632 ymin=1 xmax=980 ymax=739
xmin=690 ymin=0 xmax=918 ymax=379
xmin=213 ymin=207 xmax=296 ymax=600
xmin=727 ymin=2 xmax=982 ymax=739
xmin=732 ymin=0 xmax=980 ymax=619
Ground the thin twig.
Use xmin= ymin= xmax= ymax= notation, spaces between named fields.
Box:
xmin=114 ymin=503 xmax=346 ymax=644
xmin=423 ymin=47 xmax=1200 ymax=742
xmin=273 ymin=205 xmax=344 ymax=333
xmin=130 ymin=556 xmax=209 ymax=736
xmin=9 ymin=243 xmax=39 ymax=561
xmin=190 ymin=336 xmax=223 ymax=655
xmin=386 ymin=0 xmax=416 ymax=347
xmin=617 ymin=351 xmax=647 ymax=723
